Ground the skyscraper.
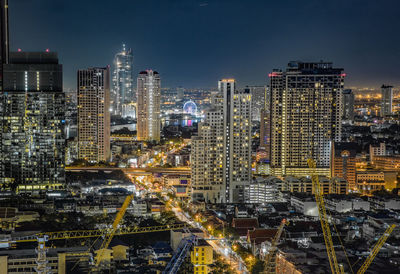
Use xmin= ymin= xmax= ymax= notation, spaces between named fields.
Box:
xmin=270 ymin=61 xmax=344 ymax=177
xmin=77 ymin=67 xmax=110 ymax=163
xmin=0 ymin=51 xmax=65 ymax=192
xmin=137 ymin=70 xmax=161 ymax=142
xmin=342 ymin=89 xmax=354 ymax=120
xmin=191 ymin=79 xmax=251 ymax=203
xmin=247 ymin=85 xmax=267 ymax=122
xmin=177 ymin=87 xmax=184 ymax=100
xmin=259 ymin=86 xmax=271 ymax=162
xmin=381 ymin=84 xmax=393 ymax=117
xmin=0 ymin=0 xmax=9 ymax=91
xmin=112 ymin=44 xmax=133 ymax=116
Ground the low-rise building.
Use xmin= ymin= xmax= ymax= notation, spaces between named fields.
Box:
xmin=356 ymin=171 xmax=397 ymax=195
xmin=231 ymin=218 xmax=259 ymax=238
xmin=191 ymin=239 xmax=213 ymax=274
xmin=290 ymin=194 xmax=318 ymax=217
xmin=368 ymin=196 xmax=400 ymax=210
xmin=374 ymin=155 xmax=400 ymax=170
xmin=0 ymin=247 xmax=89 ymax=274
xmin=247 ymin=176 xmax=279 ymax=204
xmin=170 ymin=228 xmax=204 ymax=251
xmin=330 ymin=177 xmax=348 ymax=194
xmin=370 ymin=143 xmax=386 ymax=163
xmin=234 ymin=205 xmax=249 ymax=218
xmin=164 ymin=174 xmax=191 ymax=198
xmin=283 ymin=176 xmax=330 ymax=195
xmin=325 ymin=195 xmax=370 ymax=213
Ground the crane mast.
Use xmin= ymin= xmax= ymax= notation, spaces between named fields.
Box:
xmin=264 ymin=219 xmax=287 ymax=274
xmin=357 ymin=224 xmax=396 ymax=274
xmin=95 ymin=194 xmax=134 ymax=266
xmin=307 ymin=159 xmax=343 ymax=274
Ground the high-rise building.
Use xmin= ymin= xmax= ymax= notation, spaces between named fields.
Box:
xmin=121 ymin=102 xmax=136 ymax=119
xmin=342 ymin=89 xmax=354 ymax=120
xmin=191 ymin=107 xmax=224 ymax=203
xmin=380 ymin=84 xmax=393 ymax=117
xmin=331 ymin=142 xmax=356 ymax=192
xmin=112 ymin=44 xmax=133 ymax=116
xmin=0 ymin=0 xmax=9 ymax=91
xmin=77 ymin=67 xmax=110 ymax=163
xmin=247 ymin=85 xmax=267 ymax=121
xmin=191 ymin=79 xmax=251 ymax=203
xmin=270 ymin=61 xmax=344 ymax=177
xmin=259 ymin=86 xmax=271 ymax=162
xmin=0 ymin=51 xmax=65 ymax=192
xmin=137 ymin=70 xmax=161 ymax=142
xmin=177 ymin=86 xmax=184 ymax=100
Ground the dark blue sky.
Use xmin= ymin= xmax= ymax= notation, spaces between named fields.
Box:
xmin=9 ymin=0 xmax=400 ymax=90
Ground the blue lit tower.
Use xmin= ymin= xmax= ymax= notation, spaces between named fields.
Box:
xmin=112 ymin=44 xmax=134 ymax=116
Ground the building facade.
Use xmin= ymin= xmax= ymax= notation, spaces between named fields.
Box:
xmin=112 ymin=44 xmax=134 ymax=116
xmin=0 ymin=51 xmax=65 ymax=192
xmin=380 ymin=84 xmax=393 ymax=117
xmin=247 ymin=177 xmax=279 ymax=204
xmin=369 ymin=143 xmax=386 ymax=163
xmin=191 ymin=79 xmax=251 ymax=203
xmin=356 ymin=171 xmax=386 ymax=195
xmin=342 ymin=89 xmax=354 ymax=120
xmin=374 ymin=155 xmax=400 ymax=170
xmin=191 ymin=108 xmax=224 ymax=203
xmin=247 ymin=85 xmax=266 ymax=121
xmin=259 ymin=85 xmax=271 ymax=163
xmin=137 ymin=70 xmax=161 ymax=142
xmin=331 ymin=142 xmax=356 ymax=191
xmin=77 ymin=67 xmax=110 ymax=163
xmin=270 ymin=61 xmax=344 ymax=177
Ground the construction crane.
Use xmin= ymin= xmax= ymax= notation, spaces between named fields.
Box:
xmin=356 ymin=224 xmax=396 ymax=274
xmin=264 ymin=219 xmax=287 ymax=274
xmin=308 ymin=159 xmax=396 ymax=274
xmin=3 ymin=223 xmax=186 ymax=246
xmin=307 ymin=159 xmax=344 ymax=274
xmin=35 ymin=235 xmax=50 ymax=274
xmin=94 ymin=193 xmax=134 ymax=266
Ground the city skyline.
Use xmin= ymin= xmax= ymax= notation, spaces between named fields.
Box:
xmin=9 ymin=0 xmax=400 ymax=90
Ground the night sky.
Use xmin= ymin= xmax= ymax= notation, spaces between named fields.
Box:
xmin=9 ymin=0 xmax=400 ymax=90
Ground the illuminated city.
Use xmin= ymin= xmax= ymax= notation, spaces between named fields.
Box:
xmin=1 ymin=1 xmax=400 ymax=273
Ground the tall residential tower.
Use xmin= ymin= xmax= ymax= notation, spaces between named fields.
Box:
xmin=381 ymin=84 xmax=393 ymax=117
xmin=77 ymin=67 xmax=110 ymax=163
xmin=270 ymin=61 xmax=344 ymax=177
xmin=137 ymin=70 xmax=161 ymax=142
xmin=191 ymin=79 xmax=251 ymax=203
xmin=342 ymin=89 xmax=354 ymax=120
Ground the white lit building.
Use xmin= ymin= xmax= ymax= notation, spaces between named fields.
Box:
xmin=290 ymin=193 xmax=318 ymax=217
xmin=122 ymin=102 xmax=136 ymax=119
xmin=77 ymin=67 xmax=110 ymax=163
xmin=246 ymin=85 xmax=267 ymax=122
xmin=270 ymin=61 xmax=344 ymax=177
xmin=247 ymin=177 xmax=279 ymax=204
xmin=137 ymin=70 xmax=161 ymax=142
xmin=191 ymin=79 xmax=252 ymax=203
